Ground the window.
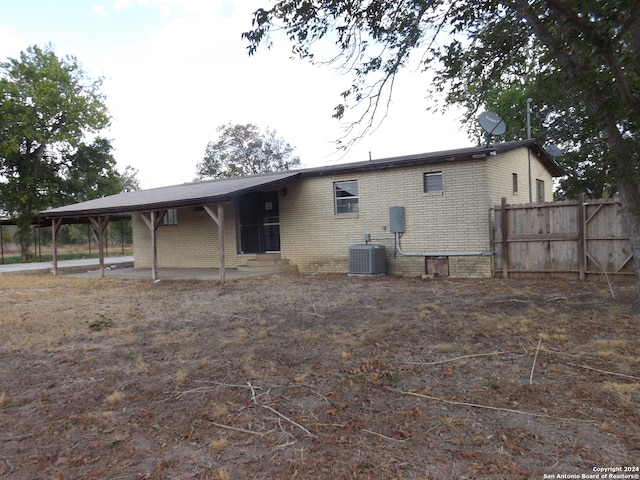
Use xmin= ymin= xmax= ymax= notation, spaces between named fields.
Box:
xmin=536 ymin=180 xmax=545 ymax=203
xmin=512 ymin=173 xmax=518 ymax=193
xmin=334 ymin=180 xmax=359 ymax=214
xmin=424 ymin=172 xmax=443 ymax=193
xmin=160 ymin=209 xmax=178 ymax=225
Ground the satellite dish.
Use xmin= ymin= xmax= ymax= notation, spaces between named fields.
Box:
xmin=545 ymin=144 xmax=563 ymax=157
xmin=478 ymin=111 xmax=507 ymax=136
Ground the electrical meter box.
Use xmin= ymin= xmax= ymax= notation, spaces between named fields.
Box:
xmin=389 ymin=206 xmax=405 ymax=233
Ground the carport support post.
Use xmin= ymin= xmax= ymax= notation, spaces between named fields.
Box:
xmin=150 ymin=211 xmax=157 ymax=281
xmin=203 ymin=204 xmax=225 ymax=284
xmin=139 ymin=210 xmax=166 ymax=281
xmin=89 ymin=215 xmax=111 ymax=278
xmin=51 ymin=218 xmax=62 ymax=276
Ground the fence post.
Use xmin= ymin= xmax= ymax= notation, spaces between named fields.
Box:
xmin=577 ymin=193 xmax=586 ymax=280
xmin=501 ymin=197 xmax=509 ymax=278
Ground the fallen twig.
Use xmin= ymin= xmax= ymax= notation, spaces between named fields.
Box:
xmin=546 ymin=293 xmax=590 ymax=302
xmin=565 ymin=363 xmax=640 ymax=380
xmin=498 ymin=282 xmax=531 ymax=298
xmin=213 ymin=312 xmax=252 ymax=320
xmin=247 ymin=382 xmax=316 ymax=438
xmin=209 ymin=420 xmax=265 ymax=437
xmin=406 ymin=351 xmax=508 ymax=366
xmin=361 ymin=429 xmax=406 ymax=443
xmin=587 ymin=254 xmax=615 ymax=299
xmin=387 ymin=387 xmax=579 ymax=422
xmin=260 ymin=403 xmax=316 ymax=437
xmin=0 ymin=458 xmax=14 ymax=477
xmin=171 ymin=381 xmax=259 ymax=400
xmin=298 ymin=311 xmax=326 ymax=319
xmin=529 ymin=337 xmax=542 ymax=384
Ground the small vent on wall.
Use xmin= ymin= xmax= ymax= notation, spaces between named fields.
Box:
xmin=348 ymin=245 xmax=386 ymax=275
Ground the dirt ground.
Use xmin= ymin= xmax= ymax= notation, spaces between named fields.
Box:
xmin=0 ymin=273 xmax=639 ymax=479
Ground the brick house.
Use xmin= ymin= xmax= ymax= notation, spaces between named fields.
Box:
xmin=41 ymin=140 xmax=562 ymax=279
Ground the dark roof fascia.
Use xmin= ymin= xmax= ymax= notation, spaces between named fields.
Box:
xmin=296 ymin=140 xmax=563 ymax=178
xmin=298 ymin=146 xmax=498 ymax=178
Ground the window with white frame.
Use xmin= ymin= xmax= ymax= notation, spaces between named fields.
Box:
xmin=512 ymin=173 xmax=518 ymax=193
xmin=334 ymin=180 xmax=359 ymax=214
xmin=424 ymin=172 xmax=443 ymax=193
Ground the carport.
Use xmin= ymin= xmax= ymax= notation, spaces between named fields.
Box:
xmin=40 ymin=171 xmax=299 ymax=283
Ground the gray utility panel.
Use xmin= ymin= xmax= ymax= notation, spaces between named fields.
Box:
xmin=389 ymin=206 xmax=405 ymax=233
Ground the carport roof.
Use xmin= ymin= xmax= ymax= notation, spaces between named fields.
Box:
xmin=42 ymin=170 xmax=300 ymax=217
xmin=40 ymin=139 xmax=562 ymax=218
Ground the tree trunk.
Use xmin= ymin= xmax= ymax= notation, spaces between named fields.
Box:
xmin=616 ymin=175 xmax=640 ymax=314
xmin=16 ymin=204 xmax=35 ymax=262
xmin=16 ymin=218 xmax=32 ymax=262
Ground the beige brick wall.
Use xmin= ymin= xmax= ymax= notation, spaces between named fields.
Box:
xmin=279 ymin=159 xmax=494 ymax=277
xmin=486 ymin=147 xmax=555 ymax=206
xmin=132 ymin=204 xmax=244 ymax=268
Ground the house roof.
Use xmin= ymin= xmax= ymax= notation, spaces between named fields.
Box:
xmin=41 ymin=140 xmax=562 ymax=219
xmin=297 ymin=139 xmax=562 ymax=177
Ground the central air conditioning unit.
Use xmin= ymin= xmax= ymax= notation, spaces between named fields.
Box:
xmin=348 ymin=245 xmax=386 ymax=275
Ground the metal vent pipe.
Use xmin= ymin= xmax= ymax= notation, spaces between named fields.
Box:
xmin=394 ymin=232 xmax=493 ymax=257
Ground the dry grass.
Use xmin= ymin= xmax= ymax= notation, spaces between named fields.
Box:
xmin=1 ymin=274 xmax=639 ymax=479
xmin=106 ymin=391 xmax=123 ymax=405
xmin=209 ymin=438 xmax=227 ymax=453
xmin=175 ymin=369 xmax=188 ymax=384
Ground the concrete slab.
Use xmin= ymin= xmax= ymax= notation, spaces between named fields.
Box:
xmin=68 ymin=266 xmax=270 ymax=281
xmin=0 ymin=256 xmax=134 ymax=275
xmin=0 ymin=256 xmax=285 ymax=281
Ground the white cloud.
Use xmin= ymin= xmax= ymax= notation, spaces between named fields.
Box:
xmin=0 ymin=26 xmax=27 ymax=59
xmin=114 ymin=0 xmax=132 ymax=12
xmin=91 ymin=5 xmax=108 ymax=17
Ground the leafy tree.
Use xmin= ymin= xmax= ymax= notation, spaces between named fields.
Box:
xmin=0 ymin=45 xmax=111 ymax=260
xmin=243 ymin=1 xmax=640 ymax=311
xmin=195 ymin=123 xmax=301 ymax=179
xmin=457 ymin=71 xmax=613 ymax=200
xmin=119 ymin=165 xmax=141 ymax=193
xmin=59 ymin=138 xmax=132 ymax=204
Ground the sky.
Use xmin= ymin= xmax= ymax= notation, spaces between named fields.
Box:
xmin=0 ymin=0 xmax=470 ymax=189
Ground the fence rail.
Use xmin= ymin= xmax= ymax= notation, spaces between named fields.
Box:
xmin=492 ymin=194 xmax=633 ymax=280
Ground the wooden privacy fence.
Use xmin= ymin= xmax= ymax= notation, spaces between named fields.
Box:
xmin=493 ymin=194 xmax=633 ymax=280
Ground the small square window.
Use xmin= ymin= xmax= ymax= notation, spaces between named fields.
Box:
xmin=334 ymin=180 xmax=359 ymax=214
xmin=424 ymin=172 xmax=443 ymax=193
